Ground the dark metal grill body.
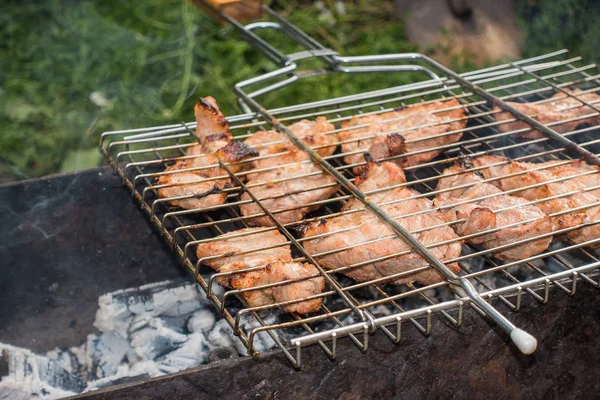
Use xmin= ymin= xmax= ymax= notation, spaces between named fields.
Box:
xmin=100 ymin=10 xmax=600 ymax=367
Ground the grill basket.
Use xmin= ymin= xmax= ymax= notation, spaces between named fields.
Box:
xmin=100 ymin=4 xmax=600 ymax=367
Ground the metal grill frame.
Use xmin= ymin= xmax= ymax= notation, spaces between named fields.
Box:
xmin=100 ymin=33 xmax=600 ymax=367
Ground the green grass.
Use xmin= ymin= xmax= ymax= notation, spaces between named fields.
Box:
xmin=1 ymin=0 xmax=598 ymax=182
xmin=517 ymin=0 xmax=600 ymax=63
xmin=0 ymin=0 xmax=421 ymax=181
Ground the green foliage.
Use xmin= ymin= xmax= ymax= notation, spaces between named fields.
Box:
xmin=3 ymin=0 xmax=598 ymax=182
xmin=0 ymin=0 xmax=421 ymax=181
xmin=517 ymin=0 xmax=600 ymax=64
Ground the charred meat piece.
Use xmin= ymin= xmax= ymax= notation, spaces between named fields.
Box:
xmin=434 ymin=159 xmax=553 ymax=260
xmin=196 ymin=228 xmax=324 ymax=314
xmin=194 ymin=96 xmax=230 ymax=143
xmin=494 ymin=88 xmax=600 ymax=139
xmin=156 ymin=154 xmax=228 ymax=211
xmin=213 ymin=141 xmax=259 ymax=173
xmin=202 ymin=133 xmax=231 ymax=153
xmin=339 ymin=99 xmax=467 ymax=173
xmin=157 ymin=97 xmax=258 ymax=210
xmin=301 ymin=159 xmax=462 ymax=285
xmin=471 ymin=155 xmax=600 ymax=247
xmin=240 ymin=118 xmax=340 ymax=226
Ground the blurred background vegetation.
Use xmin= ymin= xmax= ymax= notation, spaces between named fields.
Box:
xmin=1 ymin=0 xmax=599 ymax=182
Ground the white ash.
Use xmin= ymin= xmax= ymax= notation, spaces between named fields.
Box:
xmin=0 ymin=278 xmax=276 ymax=399
xmin=87 ymin=332 xmax=137 ymax=379
xmin=0 ymin=343 xmax=84 ymax=399
xmin=86 ymin=279 xmax=274 ymax=383
xmin=3 ymin=272 xmax=475 ymax=399
xmin=188 ymin=309 xmax=216 ymax=333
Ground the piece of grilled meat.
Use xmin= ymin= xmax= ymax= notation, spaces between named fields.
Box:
xmin=494 ymin=88 xmax=600 ymax=139
xmin=240 ymin=117 xmax=340 ymax=226
xmin=434 ymin=159 xmax=553 ymax=260
xmin=339 ymin=99 xmax=467 ymax=173
xmin=196 ymin=228 xmax=324 ymax=314
xmin=194 ymin=96 xmax=230 ymax=143
xmin=301 ymin=159 xmax=462 ymax=285
xmin=156 ymin=97 xmax=258 ymax=210
xmin=470 ymin=155 xmax=600 ymax=247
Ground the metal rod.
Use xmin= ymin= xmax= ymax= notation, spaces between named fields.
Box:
xmin=233 ymin=87 xmax=539 ymax=353
xmin=420 ymin=56 xmax=600 ymax=166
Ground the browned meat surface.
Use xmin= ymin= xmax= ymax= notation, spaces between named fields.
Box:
xmin=194 ymin=96 xmax=230 ymax=142
xmin=196 ymin=227 xmax=291 ymax=269
xmin=196 ymin=228 xmax=324 ymax=314
xmin=213 ymin=141 xmax=259 ymax=173
xmin=301 ymin=160 xmax=462 ymax=285
xmin=339 ymin=99 xmax=467 ymax=173
xmin=434 ymin=160 xmax=553 ymax=260
xmin=221 ymin=260 xmax=324 ymax=314
xmin=244 ymin=117 xmax=338 ymax=168
xmin=157 ymin=97 xmax=258 ymax=210
xmin=240 ymin=118 xmax=340 ymax=226
xmin=471 ymin=155 xmax=600 ymax=247
xmin=494 ymin=88 xmax=600 ymax=139
xmin=156 ymin=158 xmax=228 ymax=210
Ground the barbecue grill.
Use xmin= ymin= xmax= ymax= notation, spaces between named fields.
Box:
xmin=100 ymin=2 xmax=600 ymax=368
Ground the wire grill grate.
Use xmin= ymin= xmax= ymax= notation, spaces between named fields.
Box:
xmin=101 ymin=50 xmax=600 ymax=367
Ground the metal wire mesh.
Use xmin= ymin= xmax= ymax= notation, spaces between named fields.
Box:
xmin=100 ymin=50 xmax=600 ymax=367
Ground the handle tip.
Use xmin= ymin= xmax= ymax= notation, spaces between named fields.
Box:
xmin=510 ymin=328 xmax=538 ymax=355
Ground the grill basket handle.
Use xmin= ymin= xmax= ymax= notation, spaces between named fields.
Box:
xmin=191 ymin=0 xmax=441 ymax=113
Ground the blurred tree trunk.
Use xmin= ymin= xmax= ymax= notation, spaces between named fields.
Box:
xmin=395 ymin=0 xmax=521 ymax=66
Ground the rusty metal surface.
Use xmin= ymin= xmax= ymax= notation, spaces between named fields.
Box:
xmin=0 ymin=168 xmax=187 ymax=352
xmin=73 ymin=283 xmax=600 ymax=400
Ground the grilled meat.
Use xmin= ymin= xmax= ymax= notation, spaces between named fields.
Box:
xmin=213 ymin=141 xmax=259 ymax=173
xmin=157 ymin=97 xmax=258 ymax=210
xmin=339 ymin=99 xmax=467 ymax=173
xmin=471 ymin=155 xmax=600 ymax=247
xmin=494 ymin=88 xmax=600 ymax=139
xmin=434 ymin=159 xmax=553 ymax=260
xmin=196 ymin=228 xmax=324 ymax=314
xmin=301 ymin=159 xmax=462 ymax=285
xmin=245 ymin=117 xmax=338 ymax=165
xmin=196 ymin=227 xmax=290 ymax=269
xmin=156 ymin=158 xmax=228 ymax=210
xmin=240 ymin=118 xmax=340 ymax=226
xmin=194 ymin=96 xmax=230 ymax=142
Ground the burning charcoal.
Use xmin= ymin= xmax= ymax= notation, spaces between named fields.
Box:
xmin=207 ymin=319 xmax=245 ymax=355
xmin=45 ymin=348 xmax=78 ymax=375
xmin=152 ymin=284 xmax=208 ymax=317
xmin=128 ymin=313 xmax=154 ymax=334
xmin=187 ymin=309 xmax=216 ymax=333
xmin=128 ymin=360 xmax=161 ymax=377
xmin=0 ymin=343 xmax=85 ymax=399
xmin=206 ymin=315 xmax=278 ymax=356
xmin=94 ymin=293 xmax=133 ymax=339
xmin=86 ymin=333 xmax=136 ymax=379
xmin=129 ymin=319 xmax=188 ymax=361
xmin=235 ymin=315 xmax=278 ymax=354
xmin=94 ymin=280 xmax=207 ymax=338
xmin=154 ymin=333 xmax=211 ymax=374
xmin=159 ymin=315 xmax=193 ymax=334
